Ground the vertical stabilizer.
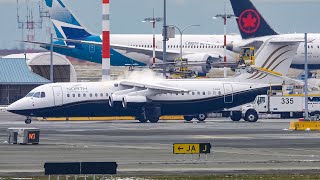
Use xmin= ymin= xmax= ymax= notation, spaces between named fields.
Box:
xmin=230 ymin=0 xmax=278 ymax=39
xmin=44 ymin=0 xmax=93 ymax=39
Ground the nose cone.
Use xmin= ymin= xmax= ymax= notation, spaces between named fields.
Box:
xmin=7 ymin=98 xmax=31 ymax=116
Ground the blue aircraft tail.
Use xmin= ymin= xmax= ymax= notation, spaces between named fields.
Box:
xmin=230 ymin=0 xmax=278 ymax=39
xmin=44 ymin=0 xmax=93 ymax=40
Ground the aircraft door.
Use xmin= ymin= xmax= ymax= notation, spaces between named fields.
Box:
xmin=223 ymin=84 xmax=233 ymax=103
xmin=52 ymin=86 xmax=63 ymax=106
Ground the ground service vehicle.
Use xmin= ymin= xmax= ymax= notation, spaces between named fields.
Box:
xmin=240 ymin=91 xmax=320 ymax=122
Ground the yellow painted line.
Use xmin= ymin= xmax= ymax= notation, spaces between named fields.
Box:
xmin=37 ymin=116 xmax=184 ymax=121
xmin=289 ymin=121 xmax=320 ymax=131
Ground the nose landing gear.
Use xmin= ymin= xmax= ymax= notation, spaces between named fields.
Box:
xmin=25 ymin=116 xmax=32 ymax=124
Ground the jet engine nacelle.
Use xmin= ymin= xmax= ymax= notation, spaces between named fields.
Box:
xmin=226 ymin=43 xmax=242 ymax=53
xmin=182 ymin=53 xmax=214 ymax=74
xmin=122 ymin=95 xmax=147 ymax=109
xmin=109 ymin=95 xmax=123 ymax=107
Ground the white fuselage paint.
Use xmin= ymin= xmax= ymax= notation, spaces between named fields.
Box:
xmin=107 ymin=33 xmax=320 ymax=68
xmin=7 ymin=80 xmax=270 ymax=117
xmin=108 ymin=34 xmax=242 ymax=65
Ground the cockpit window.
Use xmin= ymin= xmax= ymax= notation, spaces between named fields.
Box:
xmin=25 ymin=92 xmax=35 ymax=97
xmin=33 ymin=92 xmax=41 ymax=98
xmin=41 ymin=92 xmax=46 ymax=98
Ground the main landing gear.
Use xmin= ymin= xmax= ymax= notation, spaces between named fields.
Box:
xmin=25 ymin=116 xmax=32 ymax=124
xmin=136 ymin=106 xmax=161 ymax=123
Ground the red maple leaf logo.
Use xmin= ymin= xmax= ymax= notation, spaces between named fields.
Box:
xmin=242 ymin=13 xmax=257 ymax=28
xmin=238 ymin=9 xmax=261 ymax=34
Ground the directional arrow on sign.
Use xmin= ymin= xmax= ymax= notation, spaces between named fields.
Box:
xmin=178 ymin=146 xmax=183 ymax=150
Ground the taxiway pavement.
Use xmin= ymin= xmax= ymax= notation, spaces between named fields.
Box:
xmin=0 ymin=112 xmax=320 ymax=176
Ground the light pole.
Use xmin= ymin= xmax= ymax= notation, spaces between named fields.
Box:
xmin=142 ymin=9 xmax=162 ymax=64
xmin=214 ymin=2 xmax=237 ymax=78
xmin=168 ymin=24 xmax=200 ymax=59
xmin=162 ymin=0 xmax=167 ymax=77
xmin=304 ymin=33 xmax=309 ymax=120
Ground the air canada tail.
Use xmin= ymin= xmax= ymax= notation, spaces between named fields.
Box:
xmin=44 ymin=0 xmax=93 ymax=39
xmin=230 ymin=0 xmax=278 ymax=39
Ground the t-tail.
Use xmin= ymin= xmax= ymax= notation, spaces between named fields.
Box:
xmin=44 ymin=0 xmax=93 ymax=40
xmin=230 ymin=0 xmax=278 ymax=39
xmin=235 ymin=38 xmax=302 ymax=83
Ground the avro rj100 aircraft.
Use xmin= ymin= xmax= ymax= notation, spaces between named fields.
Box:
xmin=9 ymin=37 xmax=303 ymax=124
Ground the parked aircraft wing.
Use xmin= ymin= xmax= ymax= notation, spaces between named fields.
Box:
xmin=21 ymin=40 xmax=75 ymax=49
xmin=54 ymin=38 xmax=101 ymax=46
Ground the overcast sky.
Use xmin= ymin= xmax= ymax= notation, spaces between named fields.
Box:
xmin=0 ymin=0 xmax=320 ymax=49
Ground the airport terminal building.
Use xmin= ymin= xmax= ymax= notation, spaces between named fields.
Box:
xmin=0 ymin=58 xmax=50 ymax=105
xmin=0 ymin=53 xmax=77 ymax=105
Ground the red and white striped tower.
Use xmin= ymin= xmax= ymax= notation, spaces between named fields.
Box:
xmin=143 ymin=10 xmax=162 ymax=65
xmin=102 ymin=0 xmax=111 ymax=81
xmin=223 ymin=15 xmax=227 ymax=78
xmin=214 ymin=2 xmax=236 ymax=78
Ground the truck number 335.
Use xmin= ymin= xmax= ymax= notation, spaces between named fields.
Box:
xmin=281 ymin=98 xmax=294 ymax=104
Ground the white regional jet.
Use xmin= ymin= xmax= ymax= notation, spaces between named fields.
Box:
xmin=7 ymin=37 xmax=302 ymax=124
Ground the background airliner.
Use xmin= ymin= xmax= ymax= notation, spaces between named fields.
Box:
xmin=27 ymin=0 xmax=241 ymax=75
xmin=228 ymin=0 xmax=320 ymax=70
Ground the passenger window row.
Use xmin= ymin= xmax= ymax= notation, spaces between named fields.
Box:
xmin=67 ymin=93 xmax=109 ymax=98
xmin=158 ymin=91 xmax=222 ymax=96
xmin=305 ymin=45 xmax=320 ymax=49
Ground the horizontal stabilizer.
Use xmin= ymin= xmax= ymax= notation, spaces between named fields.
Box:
xmin=254 ymin=67 xmax=320 ymax=91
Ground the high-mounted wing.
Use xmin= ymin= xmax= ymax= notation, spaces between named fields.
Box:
xmin=119 ymin=80 xmax=189 ymax=93
xmin=109 ymin=80 xmax=190 ymax=108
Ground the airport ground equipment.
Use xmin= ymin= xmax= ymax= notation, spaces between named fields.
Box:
xmin=238 ymin=47 xmax=255 ymax=66
xmin=240 ymin=90 xmax=320 ymax=122
xmin=289 ymin=120 xmax=320 ymax=131
xmin=44 ymin=162 xmax=117 ymax=176
xmin=7 ymin=128 xmax=40 ymax=144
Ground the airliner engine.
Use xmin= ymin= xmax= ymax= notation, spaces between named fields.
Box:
xmin=122 ymin=95 xmax=147 ymax=109
xmin=182 ymin=53 xmax=215 ymax=74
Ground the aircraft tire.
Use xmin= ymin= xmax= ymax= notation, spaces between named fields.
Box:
xmin=196 ymin=114 xmax=207 ymax=121
xmin=149 ymin=117 xmax=160 ymax=123
xmin=25 ymin=118 xmax=32 ymax=124
xmin=184 ymin=116 xmax=194 ymax=121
